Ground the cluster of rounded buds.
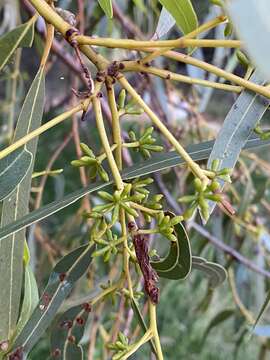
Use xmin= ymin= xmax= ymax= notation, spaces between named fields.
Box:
xmin=71 ymin=143 xmax=109 ymax=182
xmin=128 ymin=126 xmax=163 ymax=159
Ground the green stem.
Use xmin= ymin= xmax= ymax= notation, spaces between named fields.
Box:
xmin=122 ymin=141 xmax=140 ymax=148
xmin=76 ymin=36 xmax=241 ymax=50
xmin=92 ymin=96 xmax=124 ymax=191
xmin=142 ymin=15 xmax=227 ymax=64
xmin=0 ymin=104 xmax=83 ymax=161
xmin=130 ymin=202 xmax=160 ymax=215
xmin=106 ymin=81 xmax=122 ymax=170
xmin=121 ymin=330 xmax=153 ymax=360
xmin=120 ymin=208 xmax=134 ymax=299
xmin=123 ymin=61 xmax=241 ymax=93
xmin=149 ymin=301 xmax=164 ymax=360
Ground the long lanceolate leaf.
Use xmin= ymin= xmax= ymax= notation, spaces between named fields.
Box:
xmin=9 ymin=244 xmax=95 ymax=358
xmin=206 ymin=70 xmax=270 ymax=219
xmin=153 ymin=7 xmax=176 ymax=40
xmin=158 ymin=0 xmax=198 ymax=35
xmin=14 ymin=265 xmax=39 ymax=339
xmin=0 ymin=149 xmax=32 ymax=201
xmin=0 ymin=67 xmax=45 ymax=343
xmin=227 ymin=0 xmax=270 ymax=79
xmin=0 ymin=19 xmax=35 ymax=72
xmin=0 ymin=136 xmax=269 ymax=243
xmin=151 ymin=220 xmax=192 ymax=280
xmin=50 ymin=303 xmax=92 ymax=359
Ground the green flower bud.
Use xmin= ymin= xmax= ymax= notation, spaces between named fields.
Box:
xmin=118 ymin=89 xmax=126 ymax=109
xmin=71 ymin=159 xmax=85 ymax=167
xmin=80 ymin=143 xmax=95 ymax=157
xmin=178 ymin=195 xmax=196 ymax=203
xmin=97 ymin=166 xmax=109 ymax=182
xmin=194 ymin=178 xmax=203 ymax=192
xmin=118 ymin=332 xmax=128 ymax=345
xmin=209 ymin=180 xmax=220 ymax=192
xmin=128 ymin=130 xmax=137 ymax=142
xmin=141 ymin=148 xmax=151 ymax=158
xmin=183 ymin=204 xmax=197 ymax=220
xmin=111 ymin=204 xmax=120 ymax=225
xmin=170 ymin=215 xmax=183 ymax=225
xmin=211 ymin=159 xmax=220 ymax=171
xmin=141 ymin=127 xmax=154 ymax=141
xmin=98 ymin=191 xmax=114 ymax=201
xmin=121 ymin=203 xmax=139 ymax=217
xmin=236 ymin=50 xmax=250 ymax=68
xmin=224 ymin=21 xmax=233 ymax=37
xmin=103 ymin=249 xmax=111 ymax=262
xmin=89 ymin=165 xmax=98 ymax=179
xmin=205 ymin=194 xmax=222 ymax=202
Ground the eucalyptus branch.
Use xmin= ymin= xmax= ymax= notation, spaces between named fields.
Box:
xmin=0 ymin=103 xmax=84 ymax=161
xmin=117 ymin=75 xmax=210 ymax=187
xmin=123 ymin=61 xmax=242 ymax=93
xmin=76 ymin=36 xmax=241 ymax=50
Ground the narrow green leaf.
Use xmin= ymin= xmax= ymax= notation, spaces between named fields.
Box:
xmin=0 ymin=67 xmax=45 ymax=343
xmin=0 ymin=136 xmax=269 ymax=243
xmin=131 ymin=299 xmax=157 ymax=356
xmin=0 ymin=19 xmax=35 ymax=72
xmin=206 ymin=70 xmax=270 ymax=219
xmin=151 ymin=240 xmax=179 ymax=272
xmin=202 ymin=309 xmax=234 ymax=342
xmin=9 ymin=244 xmax=95 ymax=358
xmin=153 ymin=7 xmax=175 ymax=40
xmin=227 ymin=0 xmax=270 ymax=79
xmin=158 ymin=0 xmax=198 ymax=35
xmin=192 ymin=256 xmax=227 ymax=288
xmin=0 ymin=149 xmax=32 ymax=201
xmin=14 ymin=265 xmax=39 ymax=339
xmin=152 ymin=217 xmax=192 ymax=280
xmin=252 ymin=290 xmax=270 ymax=332
xmin=97 ymin=0 xmax=113 ymax=18
xmin=50 ymin=303 xmax=92 ymax=359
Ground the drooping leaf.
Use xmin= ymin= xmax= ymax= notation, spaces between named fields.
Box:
xmin=152 ymin=7 xmax=175 ymax=40
xmin=9 ymin=244 xmax=95 ymax=358
xmin=227 ymin=0 xmax=270 ymax=79
xmin=252 ymin=290 xmax=270 ymax=333
xmin=192 ymin=256 xmax=227 ymax=288
xmin=158 ymin=0 xmax=198 ymax=35
xmin=0 ymin=136 xmax=269 ymax=243
xmin=14 ymin=265 xmax=39 ymax=340
xmin=0 ymin=67 xmax=45 ymax=343
xmin=0 ymin=148 xmax=32 ymax=201
xmin=131 ymin=299 xmax=157 ymax=355
xmin=202 ymin=309 xmax=234 ymax=342
xmin=0 ymin=19 xmax=35 ymax=72
xmin=206 ymin=70 xmax=270 ymax=219
xmin=152 ymin=218 xmax=192 ymax=280
xmin=50 ymin=303 xmax=92 ymax=359
xmin=97 ymin=0 xmax=113 ymax=18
